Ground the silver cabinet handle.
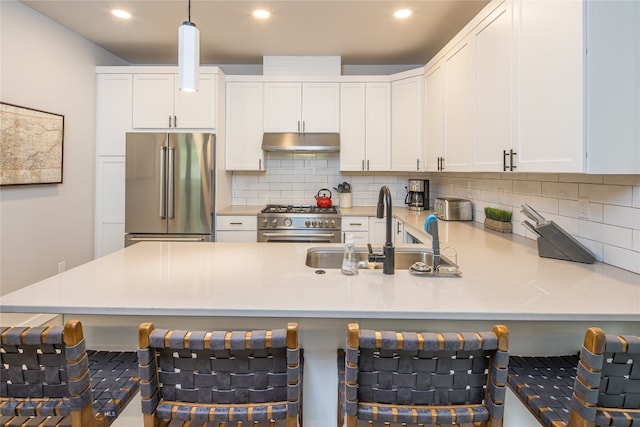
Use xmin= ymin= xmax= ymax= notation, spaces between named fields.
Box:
xmin=262 ymin=232 xmax=336 ymax=238
xmin=367 ymin=159 xmax=370 ymax=170
xmin=416 ymin=159 xmax=420 ymax=171
xmin=128 ymin=236 xmax=206 ymax=242
xmin=174 ymin=115 xmax=177 ymax=128
xmin=297 ymin=120 xmax=300 ymax=132
xmin=159 ymin=147 xmax=167 ymax=219
xmin=167 ymin=147 xmax=175 ymax=219
xmin=259 ymin=158 xmax=262 ymax=170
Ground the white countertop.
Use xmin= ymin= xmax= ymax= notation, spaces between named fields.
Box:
xmin=2 ymin=221 xmax=638 ymax=321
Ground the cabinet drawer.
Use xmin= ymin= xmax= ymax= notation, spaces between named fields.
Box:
xmin=341 ymin=216 xmax=369 ymax=232
xmin=217 ymin=215 xmax=257 ymax=231
xmin=217 ymin=230 xmax=257 ymax=242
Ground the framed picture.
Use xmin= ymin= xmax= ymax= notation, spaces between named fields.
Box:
xmin=0 ymin=102 xmax=64 ymax=186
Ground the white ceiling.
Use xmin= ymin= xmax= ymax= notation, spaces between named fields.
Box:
xmin=20 ymin=0 xmax=489 ymax=67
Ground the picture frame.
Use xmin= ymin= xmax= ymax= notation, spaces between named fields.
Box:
xmin=0 ymin=102 xmax=64 ymax=186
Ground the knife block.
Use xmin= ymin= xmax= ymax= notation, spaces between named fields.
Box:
xmin=533 ymin=221 xmax=595 ymax=264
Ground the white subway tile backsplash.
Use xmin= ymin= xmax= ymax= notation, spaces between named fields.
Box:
xmin=634 ymin=186 xmax=640 ymax=208
xmin=603 ymin=175 xmax=640 ymax=186
xmin=579 ymin=220 xmax=633 ymax=249
xmin=513 ymin=180 xmax=542 ymax=195
xmin=604 ymin=205 xmax=640 ymax=229
xmin=579 ymin=184 xmax=633 ymax=206
xmin=560 ymin=174 xmax=603 ymax=184
xmin=541 ymin=182 xmax=579 ymax=200
xmin=603 ymin=245 xmax=640 ymax=274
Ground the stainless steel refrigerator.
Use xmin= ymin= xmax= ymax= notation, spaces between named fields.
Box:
xmin=124 ymin=133 xmax=215 ymax=246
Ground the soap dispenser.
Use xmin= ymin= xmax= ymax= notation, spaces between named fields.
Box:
xmin=341 ymin=233 xmax=358 ymax=275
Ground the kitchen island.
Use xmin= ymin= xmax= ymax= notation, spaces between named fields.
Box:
xmin=1 ymin=219 xmax=639 ymax=427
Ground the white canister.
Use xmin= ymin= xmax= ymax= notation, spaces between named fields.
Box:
xmin=338 ymin=192 xmax=353 ymax=208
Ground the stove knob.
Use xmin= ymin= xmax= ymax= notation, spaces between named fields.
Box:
xmin=311 ymin=220 xmax=317 ymax=227
xmin=305 ymin=220 xmax=311 ymax=227
xmin=324 ymin=220 xmax=330 ymax=227
xmin=284 ymin=218 xmax=293 ymax=227
xmin=271 ymin=218 xmax=278 ymax=227
xmin=262 ymin=218 xmax=268 ymax=226
xmin=330 ymin=219 xmax=336 ymax=227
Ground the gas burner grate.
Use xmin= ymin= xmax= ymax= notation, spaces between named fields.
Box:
xmin=260 ymin=204 xmax=338 ymax=215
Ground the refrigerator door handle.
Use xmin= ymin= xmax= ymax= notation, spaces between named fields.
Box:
xmin=159 ymin=146 xmax=167 ymax=219
xmin=167 ymin=146 xmax=175 ymax=219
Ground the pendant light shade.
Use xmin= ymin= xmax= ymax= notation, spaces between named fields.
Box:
xmin=178 ymin=1 xmax=199 ymax=92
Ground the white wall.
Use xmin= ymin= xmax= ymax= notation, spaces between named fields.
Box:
xmin=0 ymin=1 xmax=127 ymax=295
xmin=232 ymin=154 xmax=640 ymax=274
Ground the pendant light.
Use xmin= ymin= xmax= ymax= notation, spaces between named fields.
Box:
xmin=178 ymin=0 xmax=199 ymax=92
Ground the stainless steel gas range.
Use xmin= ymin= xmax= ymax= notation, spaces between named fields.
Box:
xmin=257 ymin=204 xmax=341 ymax=243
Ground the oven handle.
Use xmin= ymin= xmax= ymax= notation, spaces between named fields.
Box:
xmin=261 ymin=232 xmax=337 ymax=238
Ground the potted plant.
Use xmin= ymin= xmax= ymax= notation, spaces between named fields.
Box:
xmin=334 ymin=182 xmax=352 ymax=208
xmin=484 ymin=207 xmax=512 ymax=233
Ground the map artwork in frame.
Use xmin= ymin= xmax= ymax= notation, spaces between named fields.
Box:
xmin=0 ymin=102 xmax=64 ymax=186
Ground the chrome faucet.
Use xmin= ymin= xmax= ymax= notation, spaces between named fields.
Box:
xmin=424 ymin=214 xmax=440 ymax=271
xmin=368 ymin=186 xmax=395 ymax=274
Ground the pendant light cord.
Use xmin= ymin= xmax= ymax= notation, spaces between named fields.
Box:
xmin=188 ymin=0 xmax=191 ymax=22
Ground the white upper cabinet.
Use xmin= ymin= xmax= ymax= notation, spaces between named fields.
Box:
xmin=515 ymin=0 xmax=640 ymax=173
xmin=225 ymin=81 xmax=264 ymax=171
xmin=132 ymin=73 xmax=217 ymax=129
xmin=340 ymin=82 xmax=391 ymax=171
xmin=584 ymin=0 xmax=639 ymax=173
xmin=473 ymin=1 xmax=513 ymax=172
xmin=424 ymin=64 xmax=445 ymax=172
xmin=96 ymin=74 xmax=132 ymax=156
xmin=391 ymin=75 xmax=424 ymax=172
xmin=263 ymin=82 xmax=339 ymax=133
xmin=443 ymin=38 xmax=474 ymax=172
xmin=516 ymin=0 xmax=584 ymax=172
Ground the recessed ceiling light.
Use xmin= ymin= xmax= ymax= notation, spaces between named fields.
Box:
xmin=253 ymin=9 xmax=271 ymax=19
xmin=111 ymin=9 xmax=132 ymax=19
xmin=394 ymin=9 xmax=412 ymax=19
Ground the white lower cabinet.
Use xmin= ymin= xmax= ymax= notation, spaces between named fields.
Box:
xmin=341 ymin=216 xmax=369 ymax=244
xmin=216 ymin=216 xmax=257 ymax=242
xmin=95 ymin=157 xmax=126 ymax=256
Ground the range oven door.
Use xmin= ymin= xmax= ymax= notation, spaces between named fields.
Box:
xmin=257 ymin=229 xmax=340 ymax=243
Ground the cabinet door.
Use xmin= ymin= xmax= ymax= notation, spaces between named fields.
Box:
xmin=424 ymin=64 xmax=445 ymax=171
xmin=340 ymin=83 xmax=366 ymax=171
xmin=517 ymin=0 xmax=584 ymax=172
xmin=369 ymin=217 xmax=388 ymax=245
xmin=302 ymin=82 xmax=340 ymax=132
xmin=444 ymin=39 xmax=474 ymax=171
xmin=174 ymin=74 xmax=216 ymax=129
xmin=365 ymin=82 xmax=392 ymax=171
xmin=95 ymin=157 xmax=125 ymax=257
xmin=97 ymin=74 xmax=132 ymax=156
xmin=393 ymin=218 xmax=405 ymax=244
xmin=391 ymin=76 xmax=424 ymax=171
xmin=226 ymin=82 xmax=264 ymax=170
xmin=474 ymin=3 xmax=513 ymax=171
xmin=132 ymin=74 xmax=175 ymax=128
xmin=263 ymin=82 xmax=301 ymax=132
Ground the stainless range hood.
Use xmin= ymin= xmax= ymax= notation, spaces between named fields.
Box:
xmin=262 ymin=133 xmax=340 ymax=152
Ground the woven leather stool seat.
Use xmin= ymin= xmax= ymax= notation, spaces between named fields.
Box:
xmin=138 ymin=322 xmax=301 ymax=427
xmin=1 ymin=321 xmax=139 ymax=427
xmin=507 ymin=328 xmax=640 ymax=427
xmin=343 ymin=323 xmax=509 ymax=427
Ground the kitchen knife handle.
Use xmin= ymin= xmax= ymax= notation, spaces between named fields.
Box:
xmin=159 ymin=147 xmax=167 ymax=219
xmin=167 ymin=147 xmax=175 ymax=219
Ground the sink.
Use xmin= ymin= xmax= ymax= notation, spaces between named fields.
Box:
xmin=305 ymin=246 xmax=461 ymax=276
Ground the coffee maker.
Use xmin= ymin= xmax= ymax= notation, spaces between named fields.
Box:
xmin=405 ymin=179 xmax=430 ymax=211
